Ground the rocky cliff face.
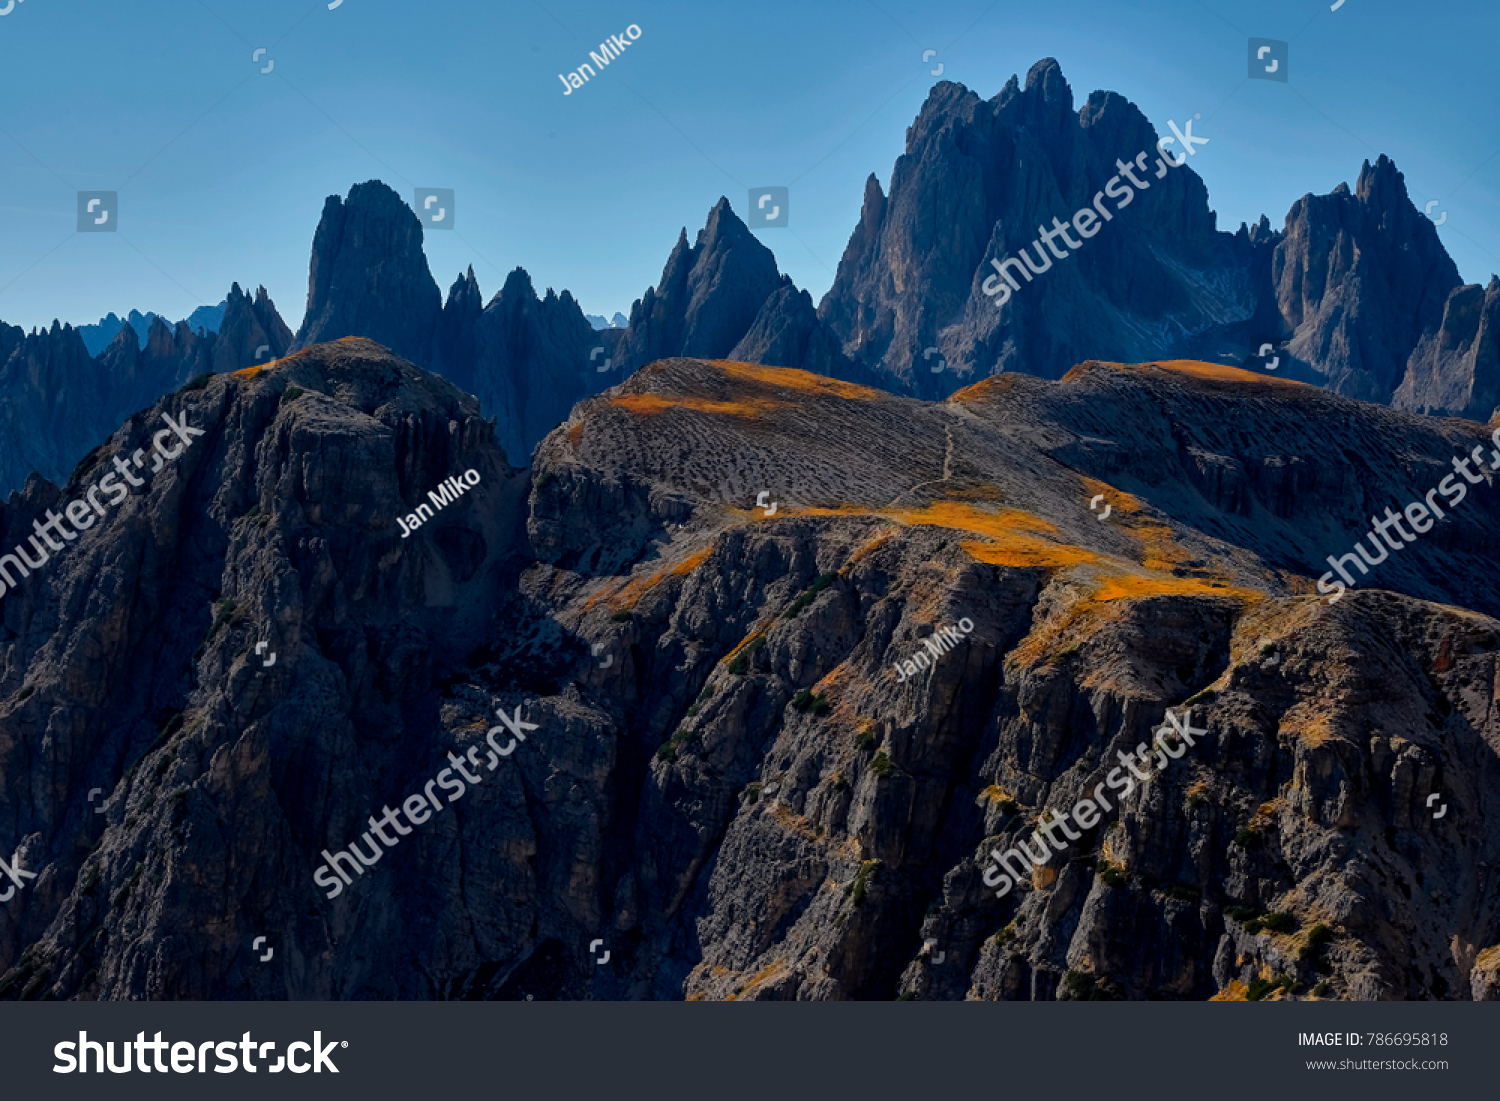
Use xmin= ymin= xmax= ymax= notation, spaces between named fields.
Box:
xmin=294 ymin=181 xmax=444 ymax=365
xmin=814 ymin=62 xmax=1260 ymax=392
xmin=614 ymin=198 xmax=784 ymax=374
xmin=805 ymin=61 xmax=1478 ymax=414
xmin=0 ymin=324 xmax=115 ymax=500
xmin=1272 ymin=156 xmax=1462 ymax=402
xmin=292 ymin=184 xmax=606 ymax=465
xmin=468 ymin=268 xmax=600 ymax=468
xmin=1 ymin=345 xmax=1497 ymax=1001
xmin=1393 ymin=277 xmax=1500 ymax=419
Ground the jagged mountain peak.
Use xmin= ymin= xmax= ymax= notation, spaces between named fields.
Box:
xmin=294 ymin=179 xmax=441 ymax=365
xmin=615 ymin=197 xmax=782 ymax=373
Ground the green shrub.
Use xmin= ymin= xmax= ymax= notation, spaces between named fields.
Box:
xmin=210 ymin=598 xmax=237 ymax=634
xmin=181 ymin=373 xmax=211 ymax=392
xmin=533 ymin=470 xmax=554 ymax=490
xmin=855 ymin=729 xmax=877 ymax=752
xmin=1302 ymin=922 xmax=1332 ymax=951
xmin=697 ymin=684 xmax=716 ymax=703
xmin=783 ymin=572 xmax=837 ymax=619
xmin=846 ymin=861 xmax=879 ymax=905
xmin=1165 ymin=883 xmax=1200 ymax=902
xmin=610 ymin=609 xmax=633 ymax=622
xmin=1223 ymin=903 xmax=1262 ymax=925
xmin=1246 ymin=976 xmax=1276 ymax=1001
xmin=728 ymin=636 xmax=765 ymax=674
xmin=1184 ymin=687 xmax=1217 ymax=707
xmin=654 ymin=744 xmax=676 ymax=763
xmin=1187 ymin=792 xmax=1207 ymax=808
xmin=1061 ymin=971 xmax=1098 ymax=1000
xmin=791 ymin=688 xmax=830 ymax=716
xmin=1233 ymin=828 xmax=1263 ymax=851
xmin=1098 ymin=862 xmax=1127 ymax=889
xmin=283 ymin=386 xmax=304 ymax=402
xmin=15 ymin=685 xmax=33 ymax=702
xmin=744 ymin=782 xmax=762 ymax=805
xmin=1312 ymin=981 xmax=1331 ymax=998
xmin=1300 ymin=922 xmax=1334 ymax=969
xmin=869 ymin=751 xmax=893 ymax=777
xmin=1260 ymin=911 xmax=1297 ymax=935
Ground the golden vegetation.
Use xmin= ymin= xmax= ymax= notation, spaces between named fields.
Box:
xmin=584 ymin=544 xmax=714 ymax=612
xmin=1210 ymin=979 xmax=1250 ymax=1002
xmin=708 ymin=360 xmax=886 ymax=401
xmin=1060 ymin=358 xmax=1311 ymax=390
xmin=608 ymin=392 xmax=789 ymax=419
xmin=948 ymin=374 xmax=1021 ymax=404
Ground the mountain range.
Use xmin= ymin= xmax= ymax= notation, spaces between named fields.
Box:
xmin=1 ymin=59 xmax=1498 ymax=1001
xmin=5 ymin=58 xmax=1493 ymax=500
xmin=0 ymin=341 xmax=1496 ymax=999
xmin=76 ymin=303 xmax=228 ymax=358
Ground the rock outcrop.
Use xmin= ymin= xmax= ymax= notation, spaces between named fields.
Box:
xmin=1 ymin=347 xmax=1498 ymax=1001
xmin=815 ymin=62 xmax=1260 ymax=391
xmin=294 ymin=181 xmax=444 ymax=365
xmin=1393 ymin=277 xmax=1500 ymax=419
xmin=1272 ymin=156 xmax=1462 ymax=401
xmin=613 ymin=198 xmax=783 ymax=373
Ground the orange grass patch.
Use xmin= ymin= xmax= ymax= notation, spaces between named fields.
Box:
xmin=608 ymin=392 xmax=790 ymax=419
xmin=584 ymin=545 xmax=713 ymax=611
xmin=948 ymin=374 xmax=1022 ymax=404
xmin=1062 ymin=359 xmax=1310 ymax=389
xmin=709 ymin=360 xmax=885 ymax=401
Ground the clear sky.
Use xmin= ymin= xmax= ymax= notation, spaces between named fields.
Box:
xmin=0 ymin=0 xmax=1495 ymax=335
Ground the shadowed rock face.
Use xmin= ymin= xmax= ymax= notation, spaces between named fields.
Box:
xmin=614 ymin=198 xmax=784 ymax=374
xmin=729 ymin=281 xmax=883 ymax=389
xmin=0 ymin=323 xmax=117 ymax=500
xmin=1273 ymin=156 xmax=1462 ymax=402
xmin=467 ymin=268 xmax=600 ymax=467
xmin=814 ymin=61 xmax=1260 ymax=391
xmin=2 ymin=345 xmax=1498 ymax=1002
xmin=1394 ymin=277 xmax=1500 ymax=419
xmin=0 ymin=287 xmax=298 ymax=499
xmin=295 ymin=181 xmax=444 ymax=365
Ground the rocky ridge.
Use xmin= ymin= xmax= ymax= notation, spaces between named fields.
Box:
xmin=0 ymin=344 xmax=1497 ymax=1001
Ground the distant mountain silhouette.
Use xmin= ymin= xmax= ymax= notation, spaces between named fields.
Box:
xmin=586 ymin=312 xmax=628 ymax=330
xmin=76 ymin=301 xmax=227 ymax=357
xmin=0 ymin=59 xmax=1493 ymax=497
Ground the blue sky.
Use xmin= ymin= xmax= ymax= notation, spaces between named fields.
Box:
xmin=0 ymin=0 xmax=1495 ymax=334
